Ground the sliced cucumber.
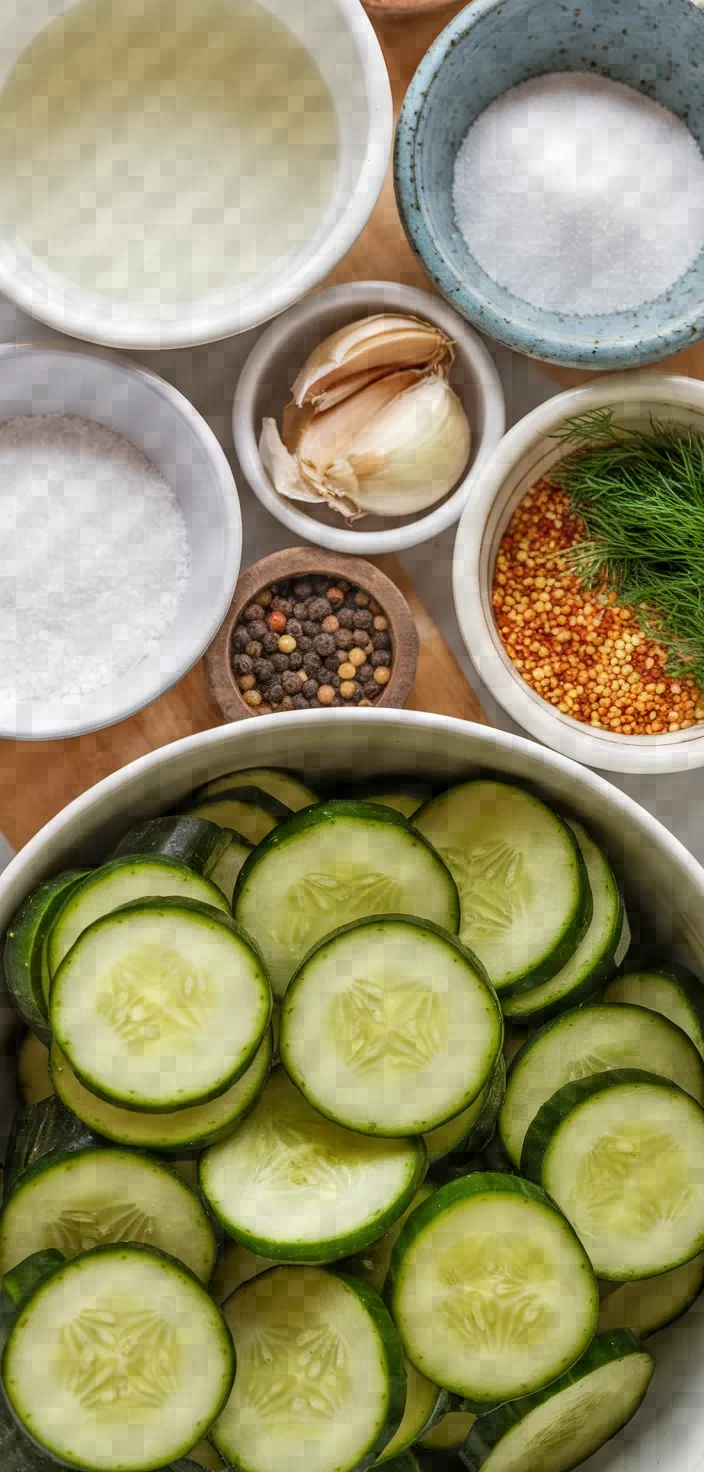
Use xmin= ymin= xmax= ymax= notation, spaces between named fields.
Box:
xmin=521 ymin=1069 xmax=704 ymax=1279
xmin=500 ymin=1002 xmax=704 ymax=1169
xmin=235 ymin=801 xmax=459 ymax=1001
xmin=111 ymin=816 xmax=230 ymax=875
xmin=199 ymin=1067 xmax=427 ymax=1263
xmin=193 ymin=766 xmax=317 ymax=811
xmin=598 ymin=1252 xmax=704 ymax=1337
xmin=342 ymin=1184 xmax=436 ymax=1295
xmin=604 ymin=964 xmax=704 ymax=1056
xmin=3 ymin=1243 xmax=235 ymax=1471
xmin=420 ymin=1410 xmax=477 ymax=1451
xmin=50 ymin=1028 xmax=272 ymax=1154
xmin=209 ymin=829 xmax=253 ymax=905
xmin=354 ymin=784 xmax=433 ymax=820
xmin=376 ymin=1358 xmax=449 ymax=1463
xmin=502 ymin=821 xmax=626 ymax=1021
xmin=50 ymin=898 xmax=271 ymax=1112
xmin=425 ymin=1059 xmax=506 ymax=1167
xmin=413 ymin=782 xmax=591 ymax=996
xmin=387 ymin=1172 xmax=598 ymax=1407
xmin=4 ymin=870 xmax=88 ymax=1038
xmin=16 ymin=1033 xmax=52 ymax=1106
xmin=281 ymin=916 xmax=502 ymax=1137
xmin=210 ymin=1239 xmax=278 ymax=1305
xmin=211 ymin=1265 xmax=406 ymax=1472
xmin=0 ymin=1147 xmax=217 ymax=1283
xmin=47 ymin=856 xmax=230 ymax=980
xmin=5 ymin=1096 xmax=99 ymax=1195
xmin=461 ymin=1330 xmax=653 ymax=1472
xmin=184 ymin=784 xmax=293 ymax=846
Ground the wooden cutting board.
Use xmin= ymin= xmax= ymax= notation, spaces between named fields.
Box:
xmin=3 ymin=0 xmax=700 ymax=851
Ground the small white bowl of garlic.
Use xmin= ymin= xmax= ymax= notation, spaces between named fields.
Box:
xmin=232 ymin=281 xmax=505 ymax=553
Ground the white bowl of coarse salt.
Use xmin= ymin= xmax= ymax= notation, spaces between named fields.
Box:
xmin=0 ymin=344 xmax=240 ymax=739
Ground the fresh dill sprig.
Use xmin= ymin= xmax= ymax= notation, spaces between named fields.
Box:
xmin=549 ymin=411 xmax=704 ymax=685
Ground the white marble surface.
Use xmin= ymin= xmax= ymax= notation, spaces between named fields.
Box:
xmin=1 ymin=293 xmax=703 ymax=870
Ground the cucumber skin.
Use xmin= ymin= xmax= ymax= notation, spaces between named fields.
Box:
xmin=504 ymin=891 xmax=625 ymax=1024
xmin=201 ymin=1136 xmax=429 ymax=1266
xmin=5 ymin=1097 xmax=101 ymax=1195
xmin=428 ymin=1060 xmax=507 ymax=1181
xmin=332 ymin=1271 xmax=408 ymax=1469
xmin=112 ymin=817 xmax=230 ymax=876
xmin=233 ymin=800 xmax=461 ymax=934
xmin=193 ymin=767 xmax=318 ymax=810
xmin=520 ymin=1066 xmax=695 ymax=1185
xmin=460 ymin=1330 xmax=653 ymax=1472
xmin=605 ymin=962 xmax=704 ymax=1034
xmin=413 ymin=782 xmax=593 ymax=998
xmin=3 ymin=872 xmax=88 ymax=1041
xmin=50 ymin=897 xmax=273 ymax=1114
xmin=185 ymin=786 xmax=293 ymax=822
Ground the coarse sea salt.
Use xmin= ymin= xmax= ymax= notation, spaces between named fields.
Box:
xmin=0 ymin=414 xmax=189 ymax=705
xmin=452 ymin=72 xmax=704 ymax=316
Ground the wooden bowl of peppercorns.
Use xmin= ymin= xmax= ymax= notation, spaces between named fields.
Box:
xmin=204 ymin=548 xmax=419 ymax=720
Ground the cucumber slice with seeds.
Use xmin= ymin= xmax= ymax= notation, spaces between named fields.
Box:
xmin=209 ymin=830 xmax=253 ymax=905
xmin=111 ymin=816 xmax=230 ymax=875
xmin=425 ymin=1059 xmax=506 ymax=1167
xmin=199 ymin=1067 xmax=427 ymax=1263
xmin=235 ymin=801 xmax=459 ymax=1001
xmin=50 ymin=899 xmax=271 ymax=1112
xmin=413 ymin=782 xmax=591 ymax=996
xmin=0 ymin=1147 xmax=217 ymax=1283
xmin=598 ymin=1252 xmax=704 ymax=1337
xmin=3 ymin=1243 xmax=235 ymax=1472
xmin=16 ymin=1033 xmax=52 ymax=1106
xmin=460 ymin=1330 xmax=654 ymax=1472
xmin=50 ymin=1028 xmax=272 ymax=1154
xmin=500 ymin=1002 xmax=704 ymax=1168
xmin=604 ymin=965 xmax=704 ymax=1056
xmin=4 ymin=870 xmax=89 ymax=1038
xmin=184 ymin=786 xmax=293 ymax=846
xmin=502 ymin=821 xmax=626 ymax=1021
xmin=211 ymin=1265 xmax=406 ymax=1472
xmin=47 ymin=856 xmax=230 ymax=979
xmin=387 ymin=1173 xmax=598 ymax=1407
xmin=193 ymin=767 xmax=317 ymax=811
xmin=521 ymin=1069 xmax=704 ymax=1279
xmin=281 ymin=916 xmax=502 ymax=1137
xmin=421 ymin=1410 xmax=477 ymax=1451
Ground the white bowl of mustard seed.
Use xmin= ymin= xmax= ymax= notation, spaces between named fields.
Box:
xmin=453 ymin=372 xmax=704 ymax=775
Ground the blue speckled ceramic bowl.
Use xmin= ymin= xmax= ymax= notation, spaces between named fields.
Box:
xmin=395 ymin=0 xmax=704 ymax=369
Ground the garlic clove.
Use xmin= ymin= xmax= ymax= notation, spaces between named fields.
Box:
xmin=290 ymin=314 xmax=453 ymax=407
xmin=293 ymin=369 xmax=420 ymax=477
xmin=338 ymin=375 xmax=471 ymax=518
xmin=259 ymin=419 xmax=322 ymax=503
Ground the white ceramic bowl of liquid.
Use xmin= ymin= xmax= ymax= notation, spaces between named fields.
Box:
xmin=0 ymin=0 xmax=392 ymax=351
xmin=0 ymin=342 xmax=241 ymax=741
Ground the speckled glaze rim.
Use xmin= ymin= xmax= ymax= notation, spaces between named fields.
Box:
xmin=453 ymin=371 xmax=704 ymax=774
xmin=394 ymin=0 xmax=704 ymax=371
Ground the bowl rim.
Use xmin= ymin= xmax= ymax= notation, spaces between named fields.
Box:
xmin=2 ymin=707 xmax=703 ymax=926
xmin=452 ymin=370 xmax=704 ymax=774
xmin=394 ymin=0 xmax=704 ymax=371
xmin=0 ymin=338 xmax=242 ymax=742
xmin=232 ymin=278 xmax=506 ymax=554
xmin=0 ymin=0 xmax=393 ymax=350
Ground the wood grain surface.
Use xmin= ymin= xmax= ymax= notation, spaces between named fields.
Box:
xmin=1 ymin=0 xmax=699 ymax=849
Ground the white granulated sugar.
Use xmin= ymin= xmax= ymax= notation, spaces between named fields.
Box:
xmin=0 ymin=414 xmax=189 ymax=704
xmin=452 ymin=72 xmax=704 ymax=316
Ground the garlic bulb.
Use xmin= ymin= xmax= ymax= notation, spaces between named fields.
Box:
xmin=259 ymin=314 xmax=471 ymax=522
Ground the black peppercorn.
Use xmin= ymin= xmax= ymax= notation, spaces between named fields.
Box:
xmin=323 ymin=653 xmax=338 ymax=672
xmin=267 ymin=682 xmax=284 ymax=705
xmin=331 ymin=694 xmax=344 ymax=707
xmin=328 ymin=672 xmax=342 ymax=690
xmin=233 ymin=626 xmax=250 ymax=651
xmin=353 ymin=608 xmax=373 ymax=630
xmin=303 ymin=652 xmax=322 ymax=673
xmin=288 ymin=650 xmax=303 ymax=670
xmin=302 ymin=679 xmax=319 ymax=700
xmin=232 ymin=653 xmax=253 ymax=676
xmin=271 ymin=596 xmax=294 ymax=615
xmin=293 ymin=580 xmax=313 ymax=599
xmin=286 ymin=618 xmax=303 ymax=640
xmin=253 ymin=659 xmax=274 ymax=683
xmin=336 ymin=608 xmax=355 ymax=629
xmin=334 ymin=628 xmax=355 ymax=650
xmin=371 ymin=650 xmax=389 ymax=668
xmin=358 ymin=663 xmax=374 ymax=683
xmin=244 ymin=603 xmax=264 ymax=622
xmin=271 ymin=652 xmax=289 ymax=673
xmin=263 ymin=631 xmax=280 ymax=653
xmin=372 ymin=630 xmax=391 ymax=651
xmin=292 ymin=694 xmax=308 ymax=710
xmin=246 ymin=620 xmax=268 ymax=641
xmin=298 ymin=635 xmax=313 ymax=653
xmin=308 ymin=598 xmax=329 ymax=621
xmin=293 ymin=602 xmax=308 ymax=621
xmin=282 ymin=671 xmax=301 ymax=696
xmin=313 ymin=577 xmax=330 ymax=596
xmin=313 ymin=633 xmax=335 ymax=657
xmin=303 ymin=620 xmax=320 ymax=638
xmin=361 ymin=681 xmax=378 ymax=699
xmin=245 ymin=641 xmax=262 ymax=660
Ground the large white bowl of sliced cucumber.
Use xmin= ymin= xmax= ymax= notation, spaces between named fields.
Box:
xmin=1 ymin=709 xmax=704 ymax=1472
